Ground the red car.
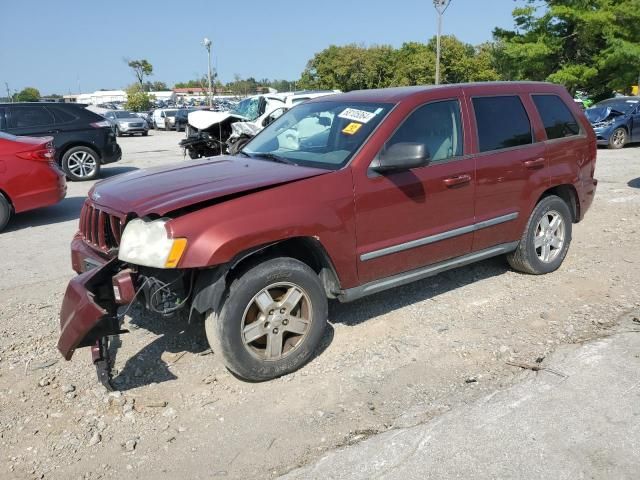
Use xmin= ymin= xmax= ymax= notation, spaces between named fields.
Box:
xmin=0 ymin=132 xmax=66 ymax=231
xmin=59 ymin=82 xmax=597 ymax=388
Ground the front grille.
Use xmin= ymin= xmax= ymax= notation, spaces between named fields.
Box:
xmin=79 ymin=202 xmax=125 ymax=251
xmin=129 ymin=123 xmax=143 ymax=128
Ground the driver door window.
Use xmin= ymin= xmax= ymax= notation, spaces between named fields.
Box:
xmin=384 ymin=100 xmax=463 ymax=164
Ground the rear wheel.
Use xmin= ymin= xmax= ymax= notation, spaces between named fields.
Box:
xmin=62 ymin=146 xmax=101 ymax=181
xmin=608 ymin=127 xmax=627 ymax=149
xmin=0 ymin=193 xmax=12 ymax=232
xmin=205 ymin=257 xmax=328 ymax=381
xmin=507 ymin=195 xmax=572 ymax=275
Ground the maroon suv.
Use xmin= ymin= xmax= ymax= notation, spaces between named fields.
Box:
xmin=59 ymin=82 xmax=597 ymax=388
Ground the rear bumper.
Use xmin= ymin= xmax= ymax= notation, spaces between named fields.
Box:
xmin=101 ymin=143 xmax=122 ymax=165
xmin=577 ymin=178 xmax=598 ymax=221
xmin=12 ymin=164 xmax=67 ymax=214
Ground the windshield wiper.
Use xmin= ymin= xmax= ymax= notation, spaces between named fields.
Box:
xmin=247 ymin=152 xmax=296 ymax=165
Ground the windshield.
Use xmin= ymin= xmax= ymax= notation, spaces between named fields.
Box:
xmin=230 ymin=97 xmax=261 ymax=121
xmin=243 ymin=101 xmax=393 ymax=170
xmin=114 ymin=111 xmax=136 ymax=119
xmin=593 ymin=99 xmax=638 ymax=114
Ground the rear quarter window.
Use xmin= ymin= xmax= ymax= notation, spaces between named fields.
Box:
xmin=532 ymin=94 xmax=580 ymax=139
xmin=47 ymin=106 xmax=78 ymax=124
xmin=473 ymin=96 xmax=533 ymax=152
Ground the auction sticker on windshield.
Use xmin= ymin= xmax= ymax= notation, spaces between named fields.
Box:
xmin=338 ymin=108 xmax=377 ymax=124
xmin=342 ymin=122 xmax=363 ymax=135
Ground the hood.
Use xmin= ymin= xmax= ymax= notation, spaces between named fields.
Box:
xmin=188 ymin=110 xmax=244 ymax=130
xmin=89 ymin=156 xmax=328 ymax=217
xmin=585 ymin=106 xmax=612 ymax=124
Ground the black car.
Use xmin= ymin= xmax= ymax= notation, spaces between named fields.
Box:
xmin=174 ymin=108 xmax=196 ymax=132
xmin=0 ymin=103 xmax=122 ymax=181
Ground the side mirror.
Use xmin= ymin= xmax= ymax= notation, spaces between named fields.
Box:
xmin=318 ymin=116 xmax=331 ymax=127
xmin=371 ymin=142 xmax=430 ymax=173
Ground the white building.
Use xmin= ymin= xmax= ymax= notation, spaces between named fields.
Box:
xmin=77 ymin=90 xmax=127 ymax=105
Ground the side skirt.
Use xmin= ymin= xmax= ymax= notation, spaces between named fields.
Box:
xmin=338 ymin=242 xmax=518 ymax=303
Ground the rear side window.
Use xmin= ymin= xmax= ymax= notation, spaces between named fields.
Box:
xmin=385 ymin=99 xmax=463 ymax=162
xmin=48 ymin=106 xmax=78 ymax=124
xmin=473 ymin=96 xmax=533 ymax=152
xmin=9 ymin=106 xmax=55 ymax=128
xmin=532 ymin=95 xmax=580 ymax=139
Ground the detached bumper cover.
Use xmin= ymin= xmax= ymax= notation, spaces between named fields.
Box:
xmin=58 ymin=259 xmax=119 ymax=360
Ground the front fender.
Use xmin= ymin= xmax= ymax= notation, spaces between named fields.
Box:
xmin=168 ymin=169 xmax=359 ymax=289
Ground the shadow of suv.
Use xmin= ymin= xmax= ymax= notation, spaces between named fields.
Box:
xmin=0 ymin=103 xmax=122 ymax=181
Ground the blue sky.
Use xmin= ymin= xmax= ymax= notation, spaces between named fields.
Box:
xmin=1 ymin=0 xmax=519 ymax=95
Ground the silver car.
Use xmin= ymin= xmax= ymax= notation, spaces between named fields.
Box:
xmin=104 ymin=111 xmax=149 ymax=137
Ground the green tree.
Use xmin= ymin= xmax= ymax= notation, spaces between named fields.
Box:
xmin=124 ymin=84 xmax=153 ymax=112
xmin=144 ymin=81 xmax=168 ymax=92
xmin=127 ymin=59 xmax=153 ymax=88
xmin=494 ymin=0 xmax=640 ymax=98
xmin=15 ymin=87 xmax=41 ymax=102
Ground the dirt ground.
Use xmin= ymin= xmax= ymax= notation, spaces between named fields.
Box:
xmin=1 ymin=131 xmax=638 ymax=480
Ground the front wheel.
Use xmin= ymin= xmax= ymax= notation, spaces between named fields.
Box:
xmin=507 ymin=195 xmax=572 ymax=275
xmin=61 ymin=146 xmax=101 ymax=181
xmin=205 ymin=257 xmax=328 ymax=381
xmin=608 ymin=127 xmax=627 ymax=149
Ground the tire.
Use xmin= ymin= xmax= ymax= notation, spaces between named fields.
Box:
xmin=143 ymin=131 xmax=148 ymax=136
xmin=61 ymin=146 xmax=101 ymax=181
xmin=165 ymin=123 xmax=170 ymax=132
xmin=0 ymin=193 xmax=12 ymax=232
xmin=205 ymin=257 xmax=328 ymax=381
xmin=608 ymin=127 xmax=627 ymax=149
xmin=507 ymin=195 xmax=572 ymax=275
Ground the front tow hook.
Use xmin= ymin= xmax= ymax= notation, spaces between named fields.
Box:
xmin=92 ymin=336 xmax=115 ymax=391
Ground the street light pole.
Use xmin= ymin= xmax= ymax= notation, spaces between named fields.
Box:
xmin=203 ymin=37 xmax=213 ymax=108
xmin=433 ymin=0 xmax=452 ymax=85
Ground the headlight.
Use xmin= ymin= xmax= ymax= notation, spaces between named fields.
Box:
xmin=118 ymin=218 xmax=187 ymax=268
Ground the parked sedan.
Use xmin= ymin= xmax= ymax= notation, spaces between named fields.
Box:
xmin=103 ymin=111 xmax=149 ymax=137
xmin=585 ymin=96 xmax=640 ymax=149
xmin=0 ymin=132 xmax=66 ymax=231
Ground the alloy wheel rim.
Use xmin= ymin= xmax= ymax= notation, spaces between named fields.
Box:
xmin=240 ymin=282 xmax=313 ymax=361
xmin=67 ymin=151 xmax=97 ymax=178
xmin=534 ymin=210 xmax=565 ymax=263
xmin=613 ymin=129 xmax=626 ymax=146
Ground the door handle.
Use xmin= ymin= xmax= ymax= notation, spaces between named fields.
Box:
xmin=523 ymin=157 xmax=545 ymax=169
xmin=443 ymin=174 xmax=472 ymax=187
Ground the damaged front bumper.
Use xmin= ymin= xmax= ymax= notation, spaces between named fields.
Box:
xmin=58 ymin=259 xmax=128 ymax=390
xmin=59 ymin=241 xmax=226 ymax=390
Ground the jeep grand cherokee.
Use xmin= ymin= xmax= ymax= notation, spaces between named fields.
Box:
xmin=58 ymin=82 xmax=597 ymax=388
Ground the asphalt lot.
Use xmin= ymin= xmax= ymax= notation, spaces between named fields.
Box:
xmin=0 ymin=131 xmax=639 ymax=479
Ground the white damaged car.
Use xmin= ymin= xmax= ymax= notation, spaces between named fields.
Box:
xmin=180 ymin=90 xmax=339 ymax=158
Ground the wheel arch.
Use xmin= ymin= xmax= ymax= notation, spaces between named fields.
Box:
xmin=538 ymin=184 xmax=580 ymax=223
xmin=57 ymin=142 xmax=102 ymax=165
xmin=191 ymin=236 xmax=342 ymax=317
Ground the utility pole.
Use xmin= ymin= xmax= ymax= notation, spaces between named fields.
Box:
xmin=5 ymin=82 xmax=11 ymax=102
xmin=433 ymin=0 xmax=452 ymax=85
xmin=203 ymin=37 xmax=213 ymax=108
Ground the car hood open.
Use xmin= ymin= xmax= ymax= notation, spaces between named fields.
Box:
xmin=89 ymin=156 xmax=329 ymax=217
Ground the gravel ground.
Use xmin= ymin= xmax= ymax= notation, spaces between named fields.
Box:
xmin=0 ymin=130 xmax=638 ymax=480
